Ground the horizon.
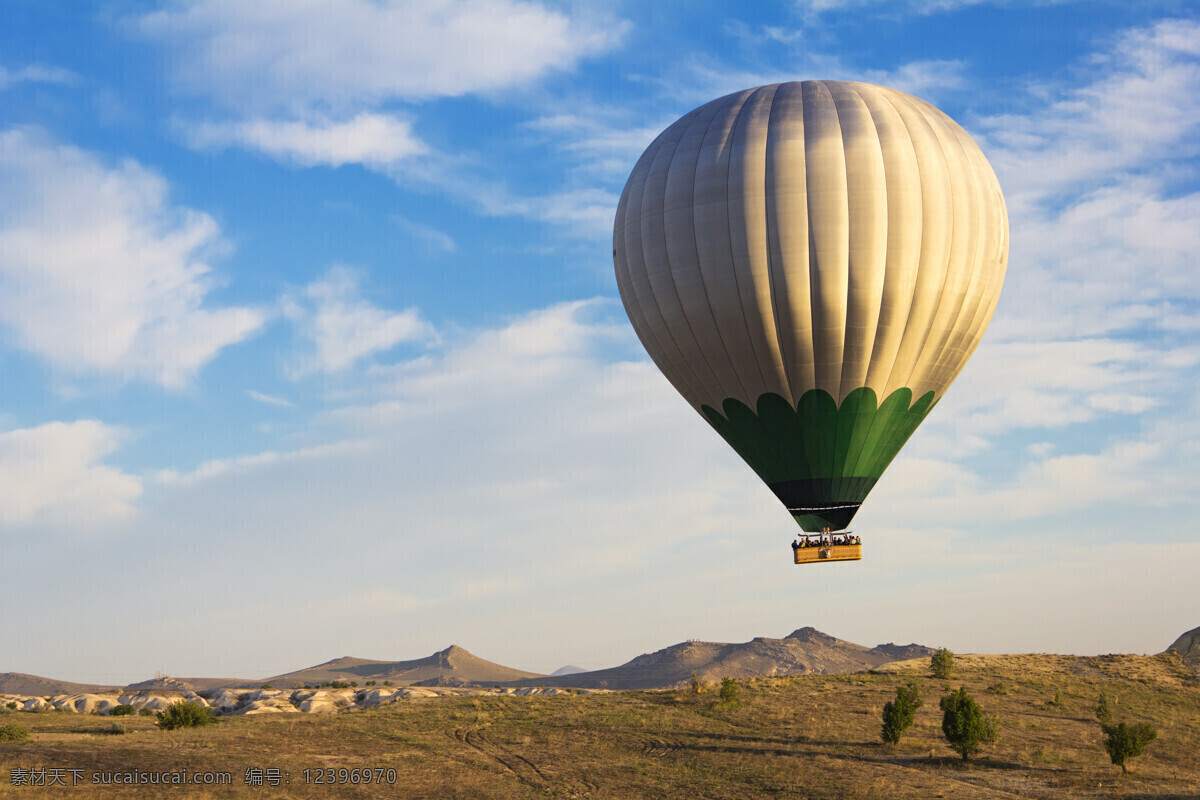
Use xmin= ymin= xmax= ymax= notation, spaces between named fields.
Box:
xmin=2 ymin=1 xmax=1198 ymax=686
xmin=12 ymin=622 xmax=1189 ymax=690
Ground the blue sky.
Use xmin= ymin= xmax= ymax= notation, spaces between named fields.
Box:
xmin=1 ymin=0 xmax=1198 ymax=684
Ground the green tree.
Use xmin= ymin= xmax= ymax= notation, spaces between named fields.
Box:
xmin=881 ymin=682 xmax=924 ymax=744
xmin=156 ymin=701 xmax=218 ymax=730
xmin=689 ymin=671 xmax=704 ymax=695
xmin=1102 ymin=721 xmax=1156 ymax=774
xmin=109 ymin=704 xmax=136 ymax=717
xmin=1095 ymin=693 xmax=1114 ymax=726
xmin=718 ymin=677 xmax=740 ymax=707
xmin=931 ymin=648 xmax=955 ymax=679
xmin=940 ymin=687 xmax=997 ymax=761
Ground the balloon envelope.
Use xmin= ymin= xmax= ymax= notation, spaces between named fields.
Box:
xmin=613 ymin=81 xmax=1008 ymax=531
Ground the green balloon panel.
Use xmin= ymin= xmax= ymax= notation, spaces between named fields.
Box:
xmin=701 ymin=387 xmax=936 ymax=531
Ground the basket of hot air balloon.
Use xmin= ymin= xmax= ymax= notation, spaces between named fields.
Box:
xmin=613 ymin=81 xmax=1008 ymax=564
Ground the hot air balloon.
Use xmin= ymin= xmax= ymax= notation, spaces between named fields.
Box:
xmin=613 ymin=81 xmax=1008 ymax=564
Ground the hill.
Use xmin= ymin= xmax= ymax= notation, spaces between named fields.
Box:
xmin=263 ymin=645 xmax=543 ymax=687
xmin=0 ymin=672 xmax=119 ymax=696
xmin=123 ymin=675 xmax=249 ymax=692
xmin=551 ymin=665 xmax=587 ymax=676
xmin=1166 ymin=625 xmax=1200 ymax=671
xmin=501 ymin=627 xmax=935 ymax=690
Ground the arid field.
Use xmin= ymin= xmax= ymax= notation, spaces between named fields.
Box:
xmin=1 ymin=652 xmax=1197 ymax=799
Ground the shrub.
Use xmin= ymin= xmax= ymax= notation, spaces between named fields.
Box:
xmin=0 ymin=723 xmax=31 ymax=742
xmin=4 ymin=701 xmax=16 ymax=710
xmin=260 ymin=684 xmax=274 ymax=690
xmin=717 ymin=677 xmax=740 ymax=707
xmin=1096 ymin=693 xmax=1114 ymax=726
xmin=1102 ymin=721 xmax=1156 ymax=774
xmin=940 ymin=687 xmax=997 ymax=761
xmin=138 ymin=708 xmax=155 ymax=717
xmin=1047 ymin=688 xmax=1064 ymax=707
xmin=366 ymin=680 xmax=376 ymax=686
xmin=931 ymin=648 xmax=955 ymax=679
xmin=102 ymin=722 xmax=127 ymax=735
xmin=156 ymin=701 xmax=217 ymax=730
xmin=689 ymin=672 xmax=704 ymax=695
xmin=383 ymin=681 xmax=392 ymax=686
xmin=109 ymin=704 xmax=136 ymax=717
xmin=881 ymin=682 xmax=924 ymax=744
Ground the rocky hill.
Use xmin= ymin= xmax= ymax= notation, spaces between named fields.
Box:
xmin=1166 ymin=625 xmax=1200 ymax=671
xmin=263 ymin=645 xmax=543 ymax=687
xmin=500 ymin=627 xmax=936 ymax=690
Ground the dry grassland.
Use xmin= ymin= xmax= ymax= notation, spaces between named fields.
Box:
xmin=1 ymin=653 xmax=1197 ymax=799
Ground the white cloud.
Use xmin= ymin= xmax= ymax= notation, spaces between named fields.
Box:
xmin=895 ymin=336 xmax=1194 ymax=466
xmin=878 ymin=438 xmax=1166 ymax=524
xmin=247 ymin=390 xmax=294 ymax=408
xmin=982 ymin=20 xmax=1200 ymax=203
xmin=283 ymin=267 xmax=435 ymax=375
xmin=132 ymin=0 xmax=628 ymax=112
xmin=977 ymin=19 xmax=1200 ymax=341
xmin=347 ymin=298 xmax=635 ymax=415
xmin=134 ymin=1 xmax=630 ymax=243
xmin=796 ymin=0 xmax=1072 ymax=15
xmin=0 ymin=421 xmax=140 ymax=528
xmin=0 ymin=128 xmax=265 ymax=387
xmin=152 ymin=440 xmax=373 ymax=488
xmin=132 ymin=300 xmax=752 ymax=612
xmin=185 ymin=113 xmax=426 ymax=168
xmin=524 ymin=112 xmax=672 ymax=180
xmin=1087 ymin=393 xmax=1160 ymax=414
xmin=0 ymin=64 xmax=79 ymax=90
xmin=392 ymin=215 xmax=457 ymax=253
xmin=668 ymin=49 xmax=966 ymax=109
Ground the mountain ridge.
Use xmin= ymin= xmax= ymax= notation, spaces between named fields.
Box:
xmin=5 ymin=625 xmax=1195 ymax=696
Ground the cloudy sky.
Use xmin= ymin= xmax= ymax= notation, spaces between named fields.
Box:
xmin=2 ymin=0 xmax=1197 ymax=685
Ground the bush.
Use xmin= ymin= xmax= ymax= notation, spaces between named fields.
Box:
xmin=138 ymin=708 xmax=155 ymax=717
xmin=689 ymin=672 xmax=705 ymax=695
xmin=4 ymin=701 xmax=16 ymax=710
xmin=1047 ymin=687 xmax=1064 ymax=707
xmin=102 ymin=722 xmax=127 ymax=735
xmin=931 ymin=648 xmax=954 ymax=679
xmin=156 ymin=701 xmax=218 ymax=730
xmin=109 ymin=704 xmax=136 ymax=717
xmin=1096 ymin=693 xmax=1114 ymax=726
xmin=881 ymin=682 xmax=924 ymax=744
xmin=940 ymin=687 xmax=997 ymax=761
xmin=717 ymin=677 xmax=740 ymax=707
xmin=1102 ymin=721 xmax=1156 ymax=774
xmin=0 ymin=723 xmax=31 ymax=742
